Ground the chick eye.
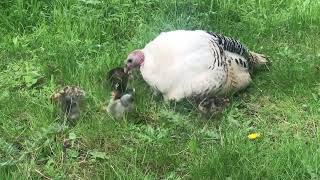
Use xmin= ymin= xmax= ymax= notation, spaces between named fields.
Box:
xmin=127 ymin=59 xmax=133 ymax=63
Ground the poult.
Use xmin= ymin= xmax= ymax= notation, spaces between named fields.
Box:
xmin=104 ymin=90 xmax=134 ymax=118
xmin=107 ymin=67 xmax=129 ymax=94
xmin=51 ymin=86 xmax=86 ymax=123
xmin=198 ymin=97 xmax=230 ymax=114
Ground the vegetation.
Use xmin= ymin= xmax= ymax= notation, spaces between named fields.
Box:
xmin=1 ymin=0 xmax=319 ymax=179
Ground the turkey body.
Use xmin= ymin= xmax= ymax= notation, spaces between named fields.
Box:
xmin=139 ymin=30 xmax=266 ymax=101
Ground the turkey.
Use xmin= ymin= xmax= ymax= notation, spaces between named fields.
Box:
xmin=125 ymin=30 xmax=267 ymax=113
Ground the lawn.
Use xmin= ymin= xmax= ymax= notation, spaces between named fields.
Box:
xmin=0 ymin=0 xmax=319 ymax=179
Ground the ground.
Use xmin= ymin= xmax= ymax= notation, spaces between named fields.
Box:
xmin=0 ymin=0 xmax=320 ymax=179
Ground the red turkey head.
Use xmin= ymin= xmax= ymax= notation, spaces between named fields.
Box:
xmin=125 ymin=50 xmax=144 ymax=72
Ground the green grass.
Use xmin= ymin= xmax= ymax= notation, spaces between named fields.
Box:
xmin=1 ymin=0 xmax=320 ymax=179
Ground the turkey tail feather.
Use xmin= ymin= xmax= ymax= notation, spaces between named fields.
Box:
xmin=248 ymin=52 xmax=268 ymax=69
xmin=207 ymin=31 xmax=250 ymax=58
xmin=207 ymin=31 xmax=268 ymax=69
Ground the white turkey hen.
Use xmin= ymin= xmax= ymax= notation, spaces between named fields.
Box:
xmin=125 ymin=30 xmax=267 ymax=113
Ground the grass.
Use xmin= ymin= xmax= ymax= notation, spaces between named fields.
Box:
xmin=0 ymin=0 xmax=319 ymax=179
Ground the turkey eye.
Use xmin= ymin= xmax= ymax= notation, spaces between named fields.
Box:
xmin=127 ymin=59 xmax=133 ymax=63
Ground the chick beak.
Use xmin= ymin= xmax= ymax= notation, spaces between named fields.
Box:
xmin=123 ymin=66 xmax=129 ymax=74
xmin=111 ymin=91 xmax=117 ymax=100
xmin=112 ymin=90 xmax=121 ymax=100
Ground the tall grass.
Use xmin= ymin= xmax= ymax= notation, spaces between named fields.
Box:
xmin=0 ymin=0 xmax=319 ymax=179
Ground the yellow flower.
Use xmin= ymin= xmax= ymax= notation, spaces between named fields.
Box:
xmin=248 ymin=133 xmax=261 ymax=140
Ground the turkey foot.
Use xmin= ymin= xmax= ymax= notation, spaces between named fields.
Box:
xmin=197 ymin=97 xmax=230 ymax=114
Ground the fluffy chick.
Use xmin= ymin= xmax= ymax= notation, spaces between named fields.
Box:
xmin=107 ymin=67 xmax=129 ymax=94
xmin=105 ymin=91 xmax=134 ymax=118
xmin=198 ymin=97 xmax=230 ymax=114
xmin=51 ymin=86 xmax=86 ymax=122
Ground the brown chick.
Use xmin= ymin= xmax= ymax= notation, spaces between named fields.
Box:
xmin=107 ymin=67 xmax=129 ymax=94
xmin=51 ymin=86 xmax=86 ymax=123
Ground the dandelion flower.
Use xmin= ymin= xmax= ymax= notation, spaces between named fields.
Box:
xmin=248 ymin=133 xmax=260 ymax=140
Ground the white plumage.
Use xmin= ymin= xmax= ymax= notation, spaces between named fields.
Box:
xmin=126 ymin=30 xmax=267 ymax=102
